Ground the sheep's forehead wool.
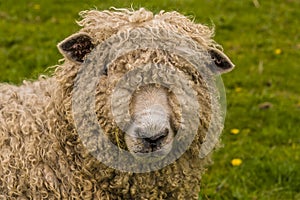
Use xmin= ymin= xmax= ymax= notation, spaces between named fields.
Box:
xmin=78 ymin=8 xmax=219 ymax=49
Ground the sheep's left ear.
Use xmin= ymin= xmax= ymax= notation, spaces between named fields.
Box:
xmin=58 ymin=33 xmax=95 ymax=63
xmin=208 ymin=48 xmax=235 ymax=74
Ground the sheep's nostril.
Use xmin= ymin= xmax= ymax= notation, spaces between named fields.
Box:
xmin=143 ymin=128 xmax=169 ymax=148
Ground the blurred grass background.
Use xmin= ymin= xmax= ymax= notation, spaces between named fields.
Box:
xmin=0 ymin=0 xmax=299 ymax=199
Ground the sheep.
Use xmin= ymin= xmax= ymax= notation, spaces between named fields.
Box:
xmin=0 ymin=8 xmax=234 ymax=199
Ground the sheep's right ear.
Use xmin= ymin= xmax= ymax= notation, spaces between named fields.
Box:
xmin=208 ymin=48 xmax=235 ymax=74
xmin=58 ymin=33 xmax=95 ymax=63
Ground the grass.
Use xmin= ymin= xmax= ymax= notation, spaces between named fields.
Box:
xmin=0 ymin=0 xmax=299 ymax=199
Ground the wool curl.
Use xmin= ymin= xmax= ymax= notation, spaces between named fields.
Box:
xmin=0 ymin=8 xmax=228 ymax=199
xmin=77 ymin=7 xmax=220 ymax=49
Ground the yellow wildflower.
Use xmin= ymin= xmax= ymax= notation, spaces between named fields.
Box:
xmin=230 ymin=129 xmax=240 ymax=135
xmin=235 ymin=87 xmax=242 ymax=93
xmin=274 ymin=48 xmax=282 ymax=55
xmin=231 ymin=158 xmax=243 ymax=166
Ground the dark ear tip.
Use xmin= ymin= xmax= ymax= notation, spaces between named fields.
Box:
xmin=208 ymin=48 xmax=235 ymax=73
xmin=58 ymin=33 xmax=95 ymax=63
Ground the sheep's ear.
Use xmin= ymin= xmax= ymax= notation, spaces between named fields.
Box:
xmin=58 ymin=33 xmax=95 ymax=63
xmin=208 ymin=48 xmax=235 ymax=74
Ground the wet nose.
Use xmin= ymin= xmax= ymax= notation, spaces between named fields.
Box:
xmin=143 ymin=128 xmax=169 ymax=148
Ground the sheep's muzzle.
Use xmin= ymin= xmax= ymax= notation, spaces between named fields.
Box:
xmin=125 ymin=87 xmax=175 ymax=162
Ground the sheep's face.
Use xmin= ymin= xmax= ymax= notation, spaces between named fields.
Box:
xmin=125 ymin=86 xmax=175 ymax=162
xmin=58 ymin=27 xmax=235 ymax=171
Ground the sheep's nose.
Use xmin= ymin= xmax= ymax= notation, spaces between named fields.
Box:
xmin=143 ymin=129 xmax=169 ymax=149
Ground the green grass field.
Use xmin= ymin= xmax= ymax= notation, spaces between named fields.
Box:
xmin=0 ymin=0 xmax=299 ymax=199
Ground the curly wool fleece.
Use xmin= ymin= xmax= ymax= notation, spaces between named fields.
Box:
xmin=0 ymin=8 xmax=234 ymax=199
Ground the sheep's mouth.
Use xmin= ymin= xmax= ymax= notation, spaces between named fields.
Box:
xmin=130 ymin=138 xmax=173 ymax=162
xmin=132 ymin=142 xmax=173 ymax=162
